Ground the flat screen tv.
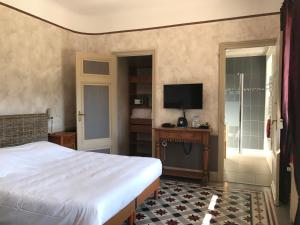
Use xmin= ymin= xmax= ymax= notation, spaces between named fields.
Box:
xmin=164 ymin=83 xmax=203 ymax=109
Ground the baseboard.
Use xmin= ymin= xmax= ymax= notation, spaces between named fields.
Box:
xmin=209 ymin=171 xmax=219 ymax=182
xmin=270 ymin=181 xmax=279 ymax=206
xmin=264 ymin=189 xmax=279 ymax=225
xmin=290 ymin=163 xmax=298 ymax=223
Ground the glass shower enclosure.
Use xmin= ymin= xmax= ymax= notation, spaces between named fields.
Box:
xmin=225 ymin=56 xmax=266 ymax=155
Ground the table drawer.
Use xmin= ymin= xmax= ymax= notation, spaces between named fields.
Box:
xmin=159 ymin=131 xmax=194 ymax=141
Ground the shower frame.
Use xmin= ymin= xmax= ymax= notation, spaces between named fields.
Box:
xmin=238 ymin=73 xmax=244 ymax=154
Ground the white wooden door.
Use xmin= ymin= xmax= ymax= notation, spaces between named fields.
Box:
xmin=270 ymin=33 xmax=283 ymax=205
xmin=76 ymin=52 xmax=116 ymax=153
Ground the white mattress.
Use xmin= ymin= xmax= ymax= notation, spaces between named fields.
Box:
xmin=0 ymin=141 xmax=162 ymax=225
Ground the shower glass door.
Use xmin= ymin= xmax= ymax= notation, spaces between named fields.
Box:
xmin=225 ymin=72 xmax=242 ymax=155
xmin=225 ymin=56 xmax=266 ymax=155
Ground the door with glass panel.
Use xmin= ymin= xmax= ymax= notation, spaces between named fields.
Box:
xmin=76 ymin=52 xmax=115 ymax=153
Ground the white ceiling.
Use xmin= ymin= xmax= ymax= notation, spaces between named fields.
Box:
xmin=1 ymin=0 xmax=282 ymax=34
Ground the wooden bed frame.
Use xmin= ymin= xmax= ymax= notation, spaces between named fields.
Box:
xmin=0 ymin=113 xmax=161 ymax=225
xmin=104 ymin=178 xmax=160 ymax=225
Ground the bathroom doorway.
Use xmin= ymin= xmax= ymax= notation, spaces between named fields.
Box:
xmin=222 ymin=44 xmax=276 ymax=186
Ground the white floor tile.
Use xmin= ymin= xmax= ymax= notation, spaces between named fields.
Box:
xmin=224 ymin=154 xmax=271 ymax=186
xmin=236 ymin=172 xmax=256 ymax=184
xmin=255 ymin=174 xmax=272 ymax=186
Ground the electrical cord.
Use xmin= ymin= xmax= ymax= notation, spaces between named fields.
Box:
xmin=182 ymin=142 xmax=192 ymax=155
xmin=161 ymin=140 xmax=192 ymax=156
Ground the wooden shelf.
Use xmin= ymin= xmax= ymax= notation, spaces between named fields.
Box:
xmin=130 ymin=118 xmax=152 ymax=125
xmin=163 ymin=167 xmax=204 ymax=180
xmin=129 ymin=92 xmax=151 ymax=96
xmin=130 ymin=105 xmax=151 ymax=109
xmin=130 ymin=124 xmax=152 ymax=133
xmin=129 ymin=75 xmax=152 ymax=84
xmin=130 ymin=140 xmax=152 ymax=145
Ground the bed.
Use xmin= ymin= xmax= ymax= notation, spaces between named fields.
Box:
xmin=0 ymin=113 xmax=162 ymax=225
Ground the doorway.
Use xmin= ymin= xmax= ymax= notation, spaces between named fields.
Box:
xmin=114 ymin=51 xmax=155 ymax=157
xmin=218 ymin=40 xmax=279 ymax=187
xmin=224 ymin=47 xmax=274 ymax=186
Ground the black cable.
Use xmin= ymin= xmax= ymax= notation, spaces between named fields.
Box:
xmin=182 ymin=142 xmax=192 ymax=155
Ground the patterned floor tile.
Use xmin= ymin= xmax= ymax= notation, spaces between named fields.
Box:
xmin=136 ymin=179 xmax=269 ymax=225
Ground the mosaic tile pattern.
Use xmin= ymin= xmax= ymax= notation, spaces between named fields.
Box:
xmin=136 ymin=180 xmax=268 ymax=225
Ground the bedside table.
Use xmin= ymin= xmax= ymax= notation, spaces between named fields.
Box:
xmin=48 ymin=132 xmax=76 ymax=149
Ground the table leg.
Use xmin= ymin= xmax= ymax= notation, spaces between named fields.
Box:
xmin=154 ymin=189 xmax=159 ymax=199
xmin=203 ymin=145 xmax=209 ymax=182
xmin=128 ymin=211 xmax=135 ymax=225
xmin=155 ymin=139 xmax=160 ymax=159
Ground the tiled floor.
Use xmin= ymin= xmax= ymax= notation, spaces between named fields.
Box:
xmin=224 ymin=182 xmax=292 ymax=225
xmin=274 ymin=203 xmax=292 ymax=225
xmin=164 ymin=176 xmax=292 ymax=225
xmin=224 ymin=154 xmax=272 ymax=186
xmin=136 ymin=179 xmax=269 ymax=225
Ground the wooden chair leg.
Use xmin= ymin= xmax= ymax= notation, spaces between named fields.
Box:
xmin=128 ymin=211 xmax=135 ymax=225
xmin=154 ymin=189 xmax=159 ymax=200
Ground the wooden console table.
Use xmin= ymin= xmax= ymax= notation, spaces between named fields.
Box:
xmin=154 ymin=127 xmax=211 ymax=182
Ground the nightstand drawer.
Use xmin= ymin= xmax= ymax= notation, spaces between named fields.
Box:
xmin=48 ymin=132 xmax=76 ymax=149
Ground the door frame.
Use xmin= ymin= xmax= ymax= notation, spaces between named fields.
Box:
xmin=217 ymin=39 xmax=277 ymax=181
xmin=112 ymin=49 xmax=157 ymax=156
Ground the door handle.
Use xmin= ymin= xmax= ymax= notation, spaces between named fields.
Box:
xmin=78 ymin=111 xmax=85 ymax=121
xmin=78 ymin=111 xmax=85 ymax=116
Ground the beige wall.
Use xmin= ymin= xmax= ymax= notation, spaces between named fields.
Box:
xmin=0 ymin=5 xmax=280 ymax=135
xmin=0 ymin=6 xmax=69 ymax=131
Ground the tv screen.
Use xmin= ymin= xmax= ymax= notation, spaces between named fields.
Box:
xmin=164 ymin=84 xmax=203 ymax=109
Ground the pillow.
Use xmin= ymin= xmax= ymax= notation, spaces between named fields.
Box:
xmin=0 ymin=141 xmax=73 ymax=177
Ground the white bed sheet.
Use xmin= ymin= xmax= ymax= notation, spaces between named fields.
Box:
xmin=0 ymin=141 xmax=162 ymax=225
